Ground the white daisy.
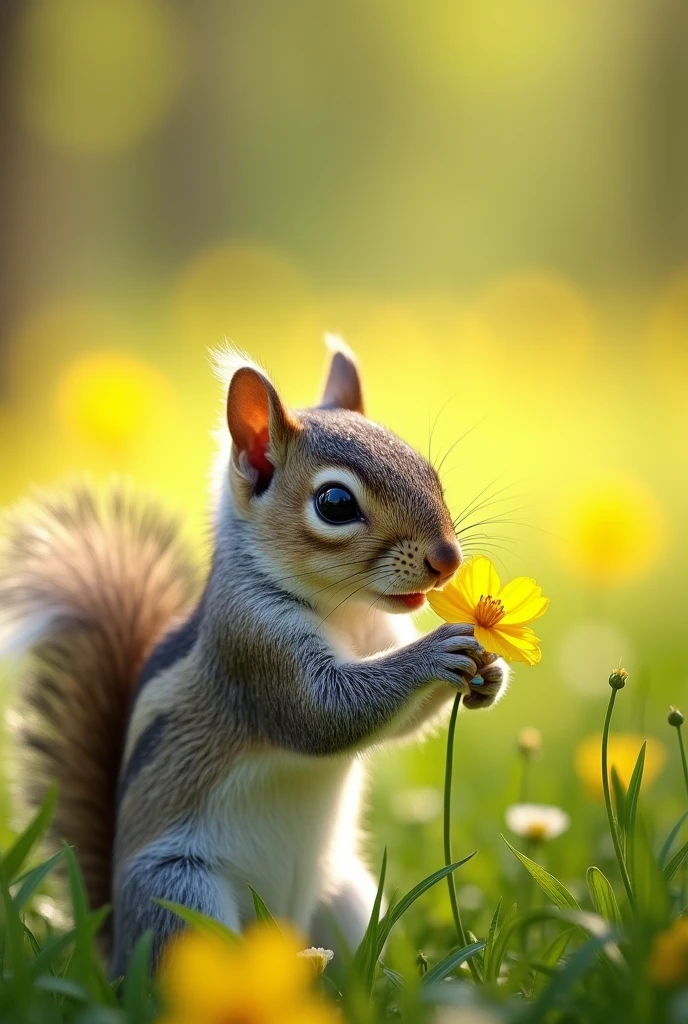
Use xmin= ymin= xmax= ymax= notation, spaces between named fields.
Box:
xmin=505 ymin=803 xmax=570 ymax=841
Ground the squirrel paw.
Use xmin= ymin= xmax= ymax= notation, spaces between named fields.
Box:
xmin=462 ymin=653 xmax=508 ymax=710
xmin=419 ymin=622 xmax=485 ymax=688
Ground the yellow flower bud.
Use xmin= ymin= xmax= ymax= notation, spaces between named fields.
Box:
xmin=517 ymin=727 xmax=542 ymax=759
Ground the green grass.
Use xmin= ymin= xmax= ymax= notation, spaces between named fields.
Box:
xmin=1 ymin=672 xmax=687 ymax=1023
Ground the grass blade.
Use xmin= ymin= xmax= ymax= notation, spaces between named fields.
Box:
xmin=63 ymin=845 xmax=117 ymax=1005
xmin=539 ymin=927 xmax=576 ymax=969
xmin=628 ymin=815 xmax=668 ymax=927
xmin=624 ymin=741 xmax=646 ymax=879
xmin=420 ymin=940 xmax=486 ymax=987
xmin=1 ymin=785 xmax=57 ymax=881
xmin=29 ymin=929 xmax=78 ymax=979
xmin=528 ymin=934 xmax=608 ymax=1023
xmin=663 ymin=839 xmax=688 ymax=884
xmin=624 ymin=741 xmax=646 ymax=832
xmin=481 ymin=897 xmax=502 ymax=980
xmin=658 ymin=809 xmax=688 ymax=870
xmin=154 ymin=899 xmax=240 ymax=942
xmin=610 ymin=767 xmax=626 ymax=832
xmin=0 ymin=867 xmax=29 ymax=1007
xmin=484 ymin=902 xmax=517 ymax=985
xmin=503 ymin=837 xmax=581 ymax=911
xmin=122 ymin=930 xmax=154 ymax=1022
xmin=248 ymin=885 xmax=278 ymax=927
xmin=375 ymin=852 xmax=476 ymax=959
xmin=380 ymin=965 xmax=404 ymax=989
xmin=489 ymin=906 xmax=617 ymax=989
xmin=12 ymin=849 xmax=66 ymax=911
xmin=586 ymin=866 xmax=622 ymax=928
xmin=34 ymin=976 xmax=89 ymax=1001
xmin=352 ymin=847 xmax=387 ymax=995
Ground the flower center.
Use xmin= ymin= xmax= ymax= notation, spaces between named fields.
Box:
xmin=475 ymin=594 xmax=505 ymax=629
xmin=525 ymin=822 xmax=548 ymax=841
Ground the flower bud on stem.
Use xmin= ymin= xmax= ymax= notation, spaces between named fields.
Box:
xmin=668 ymin=707 xmax=688 ymax=804
xmin=516 ymin=727 xmax=542 ymax=802
xmin=602 ymin=675 xmax=635 ymax=915
xmin=609 ymin=668 xmax=628 ymax=690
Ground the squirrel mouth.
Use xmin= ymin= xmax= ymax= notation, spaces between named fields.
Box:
xmin=392 ymin=592 xmax=427 ymax=611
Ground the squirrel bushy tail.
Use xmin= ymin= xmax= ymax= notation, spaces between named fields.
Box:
xmin=0 ymin=486 xmax=198 ymax=917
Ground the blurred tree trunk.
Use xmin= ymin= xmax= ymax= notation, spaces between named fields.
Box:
xmin=0 ymin=0 xmax=24 ymax=396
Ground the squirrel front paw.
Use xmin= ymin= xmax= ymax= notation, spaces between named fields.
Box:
xmin=462 ymin=653 xmax=509 ymax=710
xmin=416 ymin=623 xmax=485 ymax=688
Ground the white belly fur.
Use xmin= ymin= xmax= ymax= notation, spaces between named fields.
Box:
xmin=190 ymin=749 xmax=365 ymax=930
xmin=183 ymin=609 xmax=414 ymax=930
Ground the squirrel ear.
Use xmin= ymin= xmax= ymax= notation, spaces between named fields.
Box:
xmin=227 ymin=367 xmax=299 ymax=494
xmin=320 ymin=334 xmax=364 ymax=414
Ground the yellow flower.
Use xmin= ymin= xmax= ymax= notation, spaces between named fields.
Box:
xmin=158 ymin=924 xmax=338 ymax=1024
xmin=649 ymin=917 xmax=688 ymax=987
xmin=574 ymin=733 xmax=667 ymax=800
xmin=428 ymin=555 xmax=549 ymax=666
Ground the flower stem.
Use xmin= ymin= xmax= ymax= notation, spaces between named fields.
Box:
xmin=601 ymin=688 xmax=635 ymax=913
xmin=676 ymin=724 xmax=688 ymax=805
xmin=519 ymin=756 xmax=530 ymax=804
xmin=444 ymin=693 xmax=481 ymax=982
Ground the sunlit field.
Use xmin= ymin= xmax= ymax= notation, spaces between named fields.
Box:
xmin=1 ymin=1 xmax=688 ymax=1022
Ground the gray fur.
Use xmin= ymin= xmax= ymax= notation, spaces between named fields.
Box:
xmin=132 ymin=602 xmax=204 ymax=703
xmin=201 ymin=534 xmax=484 ymax=755
xmin=298 ymin=409 xmax=444 ymax=522
xmin=117 ymin=714 xmax=169 ymax=803
xmin=111 ymin=845 xmax=234 ymax=976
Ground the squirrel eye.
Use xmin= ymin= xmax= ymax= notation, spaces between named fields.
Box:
xmin=315 ymin=484 xmax=361 ymax=524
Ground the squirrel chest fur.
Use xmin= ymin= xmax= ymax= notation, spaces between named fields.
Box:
xmin=0 ymin=338 xmax=507 ymax=974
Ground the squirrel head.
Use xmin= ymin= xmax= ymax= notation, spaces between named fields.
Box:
xmin=219 ymin=337 xmax=462 ymax=617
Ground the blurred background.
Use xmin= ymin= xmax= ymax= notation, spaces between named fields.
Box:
xmin=1 ymin=0 xmax=687 ymax=949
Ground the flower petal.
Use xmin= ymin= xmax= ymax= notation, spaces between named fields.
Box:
xmin=456 ymin=555 xmax=501 ymax=606
xmin=473 ymin=625 xmax=533 ymax=664
xmin=497 ymin=577 xmax=550 ymax=625
xmin=427 ymin=585 xmax=475 ymax=623
xmin=473 ymin=623 xmax=542 ymax=665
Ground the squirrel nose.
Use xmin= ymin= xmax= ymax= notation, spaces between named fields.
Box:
xmin=425 ymin=540 xmax=462 ymax=584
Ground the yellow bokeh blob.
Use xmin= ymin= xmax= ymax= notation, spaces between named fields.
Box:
xmin=393 ymin=0 xmax=586 ymax=95
xmin=474 ymin=270 xmax=595 ymax=366
xmin=172 ymin=243 xmax=318 ymax=359
xmin=14 ymin=0 xmax=187 ymax=153
xmin=575 ymin=733 xmax=666 ymax=801
xmin=555 ymin=476 xmax=666 ymax=586
xmin=56 ymin=352 xmax=173 ymax=451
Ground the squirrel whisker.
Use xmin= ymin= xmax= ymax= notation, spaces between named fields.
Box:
xmin=316 ymin=569 xmax=398 ymax=627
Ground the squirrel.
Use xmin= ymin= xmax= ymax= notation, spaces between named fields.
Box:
xmin=0 ymin=338 xmax=507 ymax=974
